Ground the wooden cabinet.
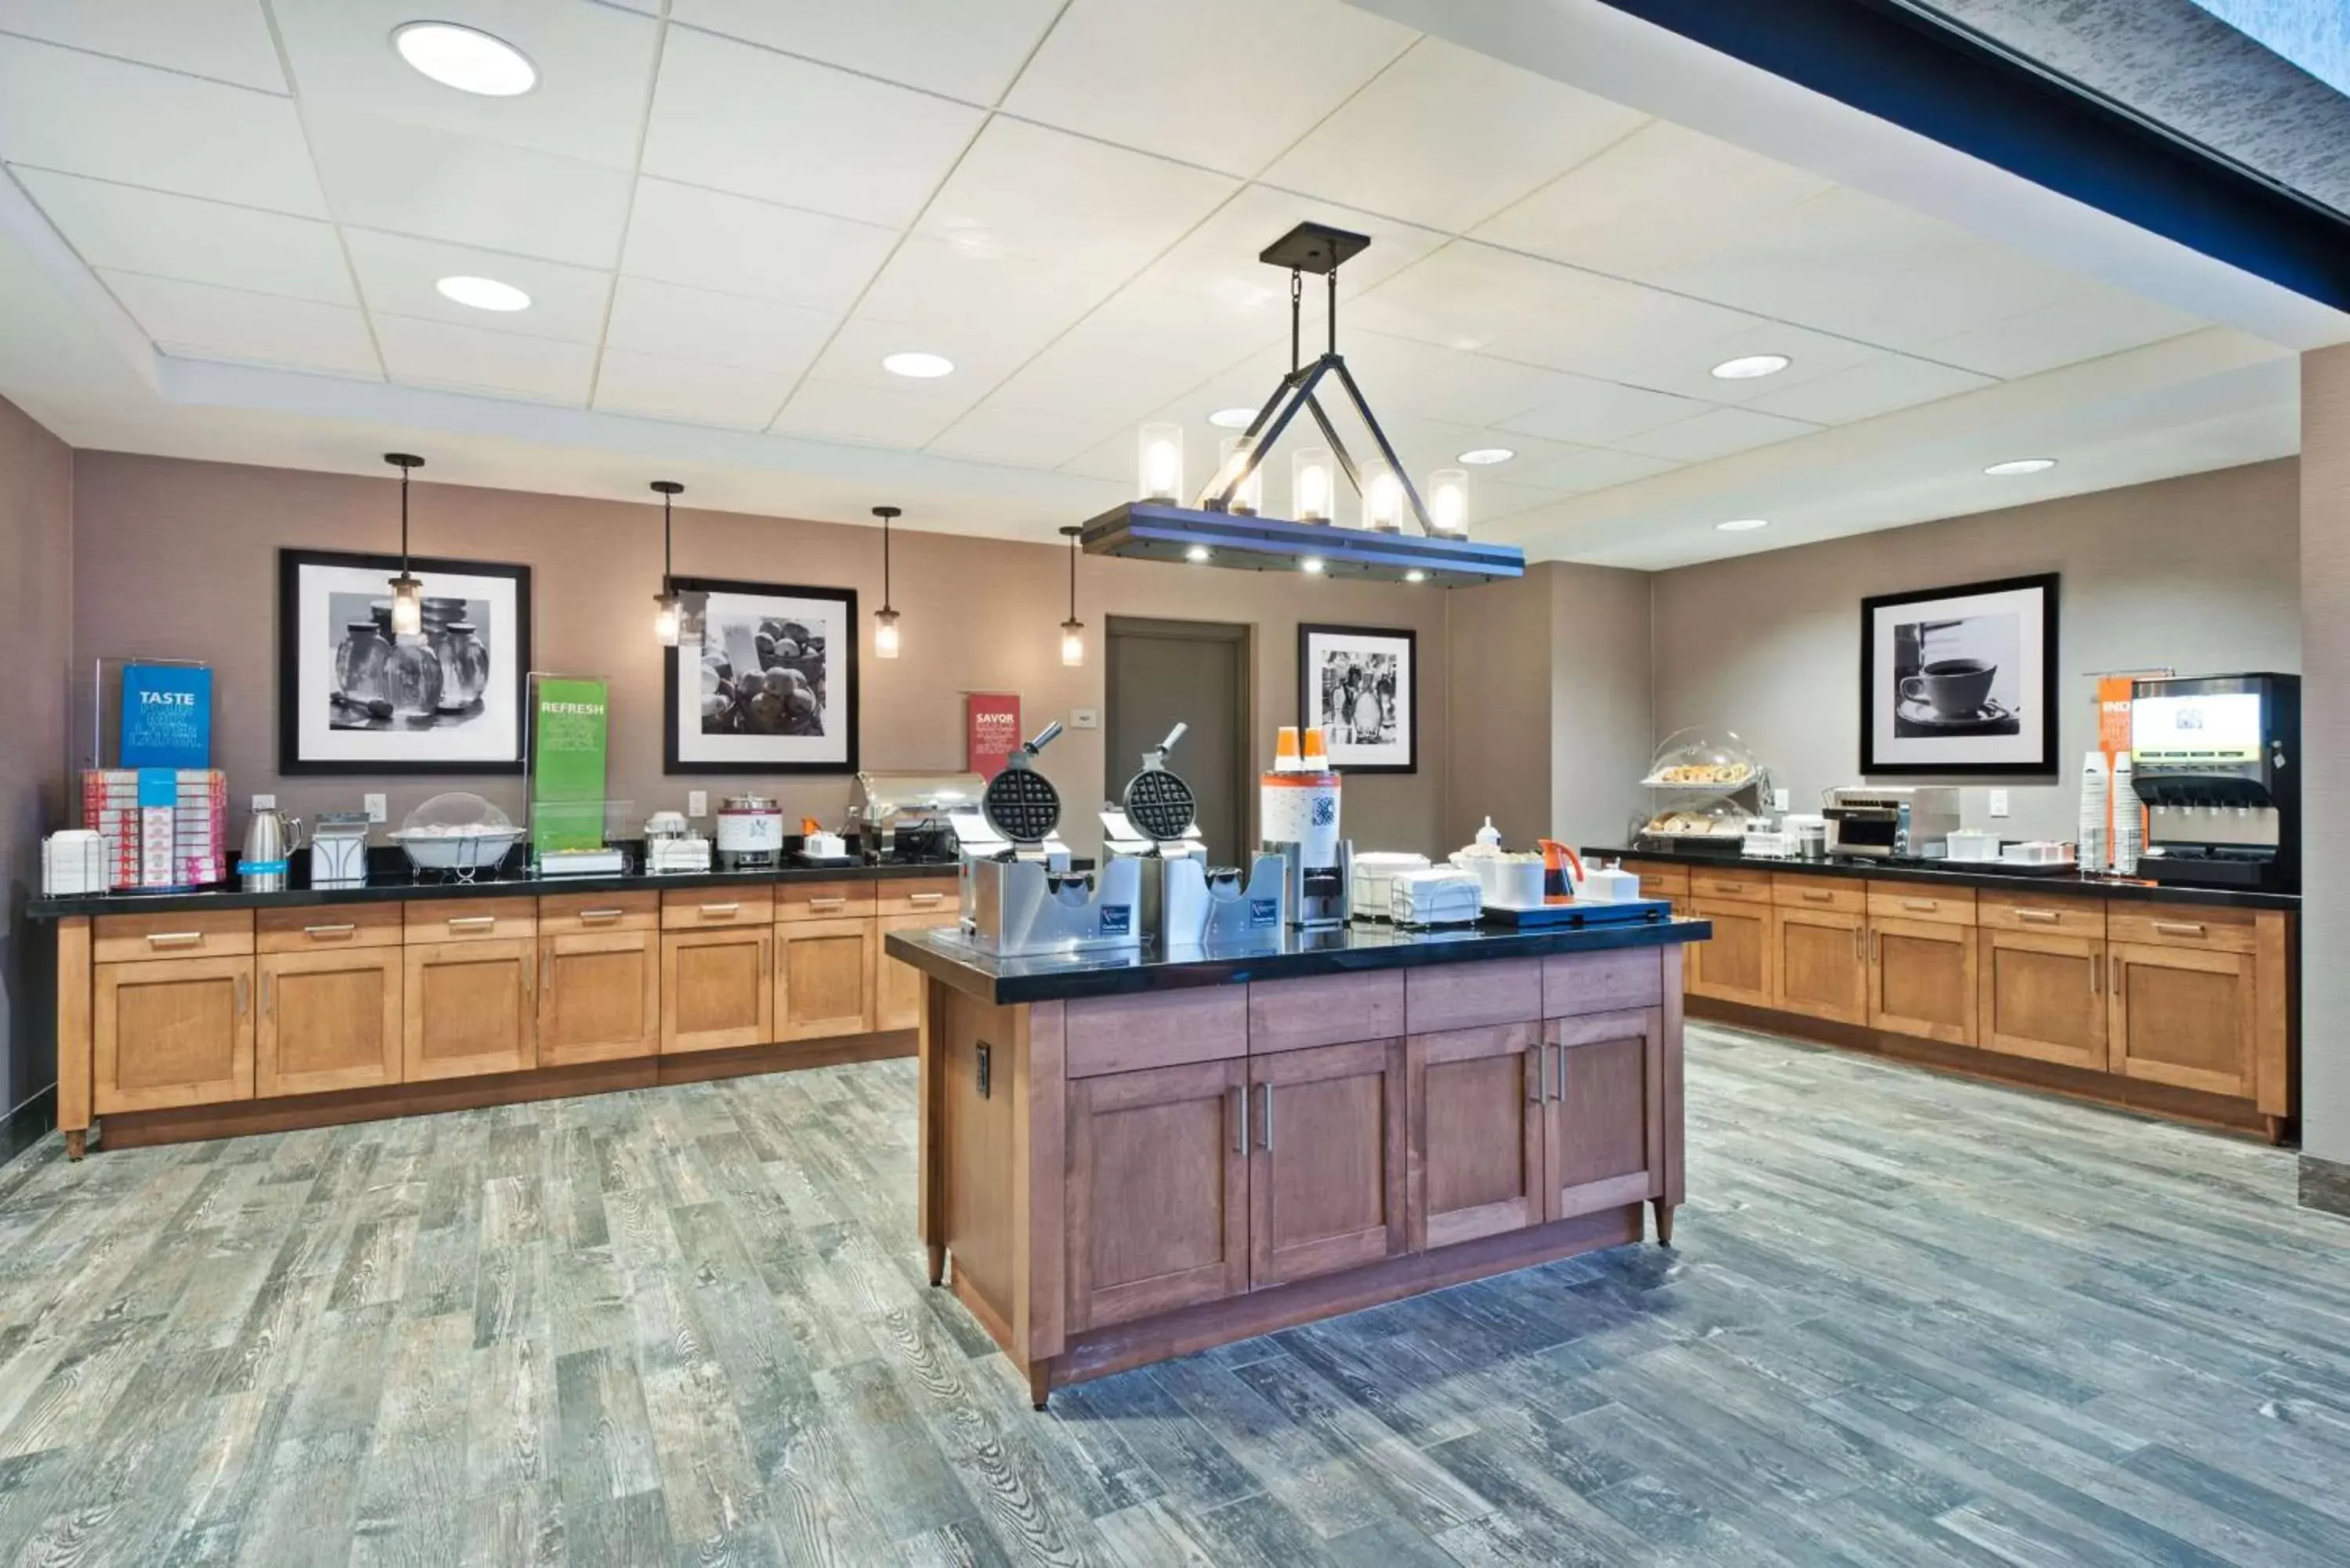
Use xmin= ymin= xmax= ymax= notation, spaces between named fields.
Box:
xmin=661 ymin=927 xmax=772 ymax=1053
xmin=1065 ymin=1058 xmax=1250 ymax=1332
xmin=538 ymin=930 xmax=660 ymax=1065
xmin=1869 ymin=917 xmax=1976 ymax=1046
xmin=2108 ymin=942 xmax=2254 ymax=1098
xmin=1248 ymin=1039 xmax=1408 ymax=1289
xmin=1545 ymin=1008 xmax=1665 ymax=1221
xmin=1407 ymin=1022 xmax=1544 ymax=1251
xmin=1976 ymin=928 xmax=2106 ymax=1069
xmin=403 ymin=939 xmax=536 ymax=1081
xmin=1688 ymin=898 xmax=1773 ymax=1007
xmin=1774 ymin=906 xmax=1868 ymax=1026
xmin=258 ymin=947 xmax=402 ymax=1097
xmin=877 ymin=912 xmax=946 ymax=1032
xmin=776 ymin=916 xmax=876 ymax=1042
xmin=92 ymin=956 xmax=254 ymax=1112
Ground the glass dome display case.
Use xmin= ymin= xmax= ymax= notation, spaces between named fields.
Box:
xmin=391 ymin=791 xmax=523 ymax=880
xmin=1633 ymin=728 xmax=1772 ymax=854
xmin=1640 ymin=727 xmax=1761 ymax=793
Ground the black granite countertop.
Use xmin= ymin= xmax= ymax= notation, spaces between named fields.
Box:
xmin=26 ymin=859 xmax=961 ymax=919
xmin=886 ymin=914 xmax=1710 ymax=1006
xmin=1584 ymin=845 xmax=2299 ymax=911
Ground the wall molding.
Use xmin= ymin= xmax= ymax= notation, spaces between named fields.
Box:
xmin=2300 ymin=1153 xmax=2350 ymax=1219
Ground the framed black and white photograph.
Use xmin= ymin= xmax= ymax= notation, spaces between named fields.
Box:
xmin=278 ymin=547 xmax=530 ymax=775
xmin=1860 ymin=573 xmax=2059 ymax=775
xmin=666 ymin=577 xmax=859 ymax=774
xmin=1298 ymin=623 xmax=1417 ymax=774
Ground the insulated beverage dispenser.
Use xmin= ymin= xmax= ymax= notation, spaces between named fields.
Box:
xmin=2129 ymin=673 xmax=2299 ymax=894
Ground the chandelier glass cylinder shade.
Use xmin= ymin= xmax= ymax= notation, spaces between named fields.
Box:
xmin=1058 ymin=525 xmax=1085 ymax=667
xmin=650 ymin=481 xmax=685 ymax=646
xmin=873 ymin=504 xmax=902 ymax=659
xmin=383 ymin=453 xmax=426 ymax=638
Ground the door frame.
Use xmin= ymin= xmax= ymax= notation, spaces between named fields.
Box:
xmin=1104 ymin=615 xmax=1254 ymax=857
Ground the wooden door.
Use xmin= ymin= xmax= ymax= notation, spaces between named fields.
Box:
xmin=1773 ymin=907 xmax=1867 ymax=1025
xmin=92 ymin=956 xmax=255 ymax=1113
xmin=258 ymin=947 xmax=402 ymax=1097
xmin=1066 ymin=1058 xmax=1250 ymax=1331
xmin=1688 ymin=898 xmax=1773 ymax=1007
xmin=1407 ymin=1021 xmax=1544 ymax=1251
xmin=403 ymin=939 xmax=536 ymax=1081
xmin=661 ymin=927 xmax=773 ymax=1053
xmin=1868 ymin=917 xmax=1976 ymax=1045
xmin=1976 ymin=929 xmax=2106 ymax=1070
xmin=1544 ymin=1008 xmax=1665 ymax=1221
xmin=2108 ymin=942 xmax=2255 ymax=1099
xmin=538 ymin=930 xmax=660 ymax=1065
xmin=1249 ymin=1039 xmax=1408 ymax=1288
xmin=776 ymin=917 xmax=876 ymax=1042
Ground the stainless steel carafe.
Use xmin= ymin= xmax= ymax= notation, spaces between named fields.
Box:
xmin=241 ymin=797 xmax=304 ymax=891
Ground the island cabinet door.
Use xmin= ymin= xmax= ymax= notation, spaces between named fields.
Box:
xmin=257 ymin=948 xmax=403 ymax=1097
xmin=403 ymin=939 xmax=537 ymax=1081
xmin=660 ymin=928 xmax=772 ymax=1053
xmin=1773 ymin=907 xmax=1867 ymax=1026
xmin=1407 ymin=1022 xmax=1545 ymax=1251
xmin=1868 ymin=917 xmax=1976 ymax=1046
xmin=1976 ymin=929 xmax=2106 ymax=1070
xmin=1065 ymin=1059 xmax=1250 ymax=1332
xmin=776 ymin=917 xmax=875 ymax=1042
xmin=2107 ymin=942 xmax=2255 ymax=1099
xmin=1249 ymin=1039 xmax=1409 ymax=1289
xmin=93 ymin=956 xmax=255 ymax=1113
xmin=1687 ymin=900 xmax=1773 ymax=1008
xmin=1543 ymin=1008 xmax=1665 ymax=1221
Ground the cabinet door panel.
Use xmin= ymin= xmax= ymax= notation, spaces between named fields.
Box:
xmin=258 ymin=948 xmax=402 ymax=1097
xmin=1408 ymin=1022 xmax=1543 ymax=1252
xmin=403 ymin=940 xmax=535 ymax=1080
xmin=1546 ymin=1008 xmax=1663 ymax=1220
xmin=1776 ymin=907 xmax=1867 ymax=1025
xmin=540 ymin=930 xmax=660 ymax=1065
xmin=1688 ymin=899 xmax=1773 ymax=1007
xmin=661 ymin=929 xmax=772 ymax=1053
xmin=877 ymin=912 xmax=948 ymax=1032
xmin=776 ymin=917 xmax=875 ymax=1042
xmin=1250 ymin=1039 xmax=1408 ymax=1288
xmin=93 ymin=956 xmax=255 ymax=1112
xmin=1976 ymin=930 xmax=2105 ymax=1070
xmin=2109 ymin=942 xmax=2254 ymax=1098
xmin=1869 ymin=917 xmax=1976 ymax=1046
xmin=1067 ymin=1059 xmax=1249 ymax=1331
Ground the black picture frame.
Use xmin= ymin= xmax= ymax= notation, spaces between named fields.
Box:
xmin=277 ymin=547 xmax=533 ymax=776
xmin=1859 ymin=572 xmax=2060 ymax=776
xmin=1296 ymin=623 xmax=1419 ymax=775
xmin=664 ymin=576 xmax=860 ymax=775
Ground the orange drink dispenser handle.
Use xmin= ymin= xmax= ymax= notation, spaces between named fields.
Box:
xmin=1538 ymin=839 xmax=1585 ymax=901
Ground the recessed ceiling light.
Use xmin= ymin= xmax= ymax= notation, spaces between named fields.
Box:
xmin=436 ymin=275 xmax=530 ymax=312
xmin=1457 ymin=447 xmax=1515 ymax=466
xmin=1712 ymin=353 xmax=1791 ymax=381
xmin=1716 ymin=518 xmax=1770 ymax=533
xmin=393 ymin=22 xmax=537 ymax=96
xmin=1984 ymin=457 xmax=2058 ymax=475
xmin=1184 ymin=544 xmax=1210 ymax=563
xmin=1207 ymin=407 xmax=1256 ymax=429
xmin=1301 ymin=556 xmax=1325 ymax=575
xmin=882 ymin=351 xmax=954 ymax=379
xmin=1404 ymin=569 xmax=1428 ymax=583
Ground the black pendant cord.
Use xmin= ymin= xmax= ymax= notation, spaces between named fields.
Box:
xmin=1326 ymin=266 xmax=1337 ymax=358
xmin=399 ymin=466 xmax=410 ymax=576
xmin=660 ymin=491 xmax=672 ymax=597
xmin=1066 ymin=529 xmax=1076 ymax=620
xmin=881 ymin=511 xmax=891 ymax=610
xmin=1289 ymin=269 xmax=1302 ymax=374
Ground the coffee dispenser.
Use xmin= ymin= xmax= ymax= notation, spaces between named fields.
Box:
xmin=1260 ymin=726 xmax=1350 ymax=927
xmin=2129 ymin=673 xmax=2299 ymax=893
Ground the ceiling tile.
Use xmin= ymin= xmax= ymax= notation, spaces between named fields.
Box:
xmin=1612 ymin=403 xmax=1817 ymax=461
xmin=859 ymin=236 xmax=1113 ymax=344
xmin=1815 ymin=241 xmax=2097 ymax=352
xmin=915 ymin=118 xmax=1239 ymax=276
xmin=985 ymin=284 xmax=1278 ymax=428
xmin=929 ymin=403 xmax=1120 ymax=468
xmin=1744 ymin=354 xmax=1994 ymax=425
xmin=642 ymin=28 xmax=982 ymax=227
xmin=0 ymin=35 xmax=326 ymax=215
xmin=1469 ymin=363 xmax=1699 ymax=444
xmin=1460 ymin=476 xmax=1570 ymax=523
xmin=1340 ymin=332 xmax=1592 ymax=428
xmin=1348 ymin=241 xmax=1615 ymax=354
xmin=1620 ymin=319 xmax=1885 ymax=406
xmin=1510 ymin=445 xmax=1681 ymax=495
xmin=0 ymin=0 xmax=284 ymax=91
xmin=342 ymin=229 xmax=613 ymax=342
xmin=1644 ymin=185 xmax=1976 ymax=338
xmin=771 ymin=376 xmax=974 ymax=448
xmin=16 ymin=169 xmax=354 ymax=305
xmin=1260 ymin=38 xmax=1649 ymax=233
xmin=1003 ymin=0 xmax=1415 ymax=175
xmin=674 ymin=0 xmax=1063 ymax=104
xmin=801 ymin=310 xmax=1058 ymax=399
xmin=102 ymin=270 xmax=379 ymax=376
xmin=271 ymin=0 xmax=660 ymax=171
xmin=1499 ymin=278 xmax=1759 ymax=385
xmin=306 ymin=107 xmax=631 ymax=268
xmin=1141 ymin=184 xmax=1445 ymax=308
xmin=374 ymin=313 xmax=595 ymax=403
xmin=592 ymin=349 xmax=794 ymax=430
xmin=620 ymin=177 xmax=894 ymax=312
xmin=1925 ymin=286 xmax=2206 ymax=379
xmin=604 ymin=276 xmax=834 ymax=376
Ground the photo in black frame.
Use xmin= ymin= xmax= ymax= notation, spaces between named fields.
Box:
xmin=1859 ymin=573 xmax=2059 ymax=776
xmin=278 ymin=547 xmax=532 ymax=775
xmin=1297 ymin=623 xmax=1418 ymax=775
xmin=664 ymin=577 xmax=860 ymax=775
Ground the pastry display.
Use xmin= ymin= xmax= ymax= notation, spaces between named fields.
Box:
xmin=1645 ymin=761 xmax=1753 ymax=787
xmin=1641 ymin=808 xmax=1748 ymax=837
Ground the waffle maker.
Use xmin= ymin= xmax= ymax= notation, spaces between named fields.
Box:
xmin=958 ymin=723 xmax=1142 ymax=957
xmin=1100 ymin=724 xmax=1288 ymax=948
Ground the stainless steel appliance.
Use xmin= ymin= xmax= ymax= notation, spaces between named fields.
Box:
xmin=308 ymin=811 xmax=371 ymax=888
xmin=849 ymin=770 xmax=985 ymax=863
xmin=240 ymin=797 xmax=303 ymax=892
xmin=1261 ymin=734 xmax=1350 ymax=928
xmin=1102 ymin=724 xmax=1285 ymax=946
xmin=957 ymin=724 xmax=1141 ymax=957
xmin=2131 ymin=672 xmax=2299 ymax=893
xmin=1824 ymin=786 xmax=1961 ymax=858
xmin=715 ymin=794 xmax=783 ymax=869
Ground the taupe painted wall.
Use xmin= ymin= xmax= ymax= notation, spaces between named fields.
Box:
xmin=0 ymin=395 xmax=72 ymax=1109
xmin=1444 ymin=573 xmax=1552 ymax=852
xmin=2300 ymin=348 xmax=2349 ymax=1165
xmin=1651 ymin=461 xmax=2302 ymax=842
xmin=68 ymin=452 xmax=1454 ymax=861
xmin=1550 ymin=563 xmax=1654 ymax=851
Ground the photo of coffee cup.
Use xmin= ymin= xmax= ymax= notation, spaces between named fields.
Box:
xmin=1901 ymin=658 xmax=1997 ymax=718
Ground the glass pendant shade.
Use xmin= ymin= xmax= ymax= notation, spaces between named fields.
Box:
xmin=1292 ymin=446 xmax=1333 ymax=523
xmin=653 ymin=592 xmax=682 ymax=647
xmin=1361 ymin=457 xmax=1403 ymax=533
xmin=1429 ymin=468 xmax=1470 ymax=536
xmin=1137 ymin=422 xmax=1184 ymax=502
xmin=1217 ymin=435 xmax=1264 ymax=515
xmin=1061 ymin=620 xmax=1086 ymax=667
xmin=389 ymin=573 xmax=425 ymax=638
xmin=874 ymin=606 xmax=901 ymax=659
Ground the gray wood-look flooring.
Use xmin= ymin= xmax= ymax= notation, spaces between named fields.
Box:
xmin=0 ymin=1024 xmax=2345 ymax=1566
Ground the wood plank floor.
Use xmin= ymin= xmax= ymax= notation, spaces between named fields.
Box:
xmin=0 ymin=1023 xmax=2343 ymax=1566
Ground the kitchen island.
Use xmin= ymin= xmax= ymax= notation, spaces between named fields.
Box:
xmin=888 ymin=916 xmax=1709 ymax=1407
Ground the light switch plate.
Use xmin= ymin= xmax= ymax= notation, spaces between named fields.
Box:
xmin=363 ymin=793 xmax=388 ymax=823
xmin=688 ymin=790 xmax=708 ymax=817
xmin=1070 ymin=708 xmax=1100 ymax=730
xmin=1772 ymin=788 xmax=1791 ymax=812
xmin=1988 ymin=789 xmax=2010 ymax=818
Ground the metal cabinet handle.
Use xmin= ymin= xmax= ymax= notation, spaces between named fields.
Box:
xmin=1904 ymin=899 xmax=1936 ymax=912
xmin=2152 ymin=921 xmax=2207 ymax=938
xmin=2016 ymin=909 xmax=2059 ymax=924
xmin=1232 ymin=1084 xmax=1249 ymax=1153
xmin=235 ymin=974 xmax=249 ymax=1016
xmin=146 ymin=931 xmax=204 ymax=948
xmin=578 ymin=908 xmax=625 ymax=923
xmin=1526 ymin=1042 xmax=1544 ymax=1104
xmin=2110 ymin=954 xmax=2121 ymax=993
xmin=261 ymin=974 xmax=272 ymax=1017
xmin=302 ymin=922 xmax=357 ymax=939
xmin=809 ymin=897 xmax=847 ymax=912
xmin=1555 ymin=1044 xmax=1568 ymax=1107
xmin=541 ymin=954 xmax=553 ymax=996
xmin=1547 ymin=1042 xmax=1564 ymax=1102
xmin=1873 ymin=931 xmax=1882 ymax=965
xmin=446 ymin=915 xmax=497 ymax=931
xmin=1853 ymin=926 xmax=1863 ymax=961
xmin=2091 ymin=952 xmax=2100 ymax=995
xmin=700 ymin=903 xmax=740 ymax=918
xmin=907 ymin=892 xmax=945 ymax=905
xmin=1260 ymin=1082 xmax=1275 ymax=1152
xmin=1802 ymin=890 xmax=1833 ymax=902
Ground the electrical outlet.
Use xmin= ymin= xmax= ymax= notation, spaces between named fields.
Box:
xmin=1070 ymin=708 xmax=1100 ymax=730
xmin=688 ymin=790 xmax=708 ymax=818
xmin=363 ymin=793 xmax=388 ymax=823
xmin=1988 ymin=789 xmax=2010 ymax=818
xmin=1772 ymin=788 xmax=1791 ymax=812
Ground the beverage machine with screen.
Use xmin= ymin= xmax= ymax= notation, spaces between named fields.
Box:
xmin=2129 ymin=672 xmax=2299 ymax=893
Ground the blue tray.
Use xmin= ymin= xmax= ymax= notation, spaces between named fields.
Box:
xmin=1478 ymin=898 xmax=1674 ymax=929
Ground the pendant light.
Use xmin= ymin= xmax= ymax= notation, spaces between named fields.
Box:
xmin=650 ymin=481 xmax=685 ymax=645
xmin=1058 ymin=525 xmax=1086 ymax=667
xmin=872 ymin=505 xmax=902 ymax=659
xmin=384 ymin=453 xmax=425 ymax=637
